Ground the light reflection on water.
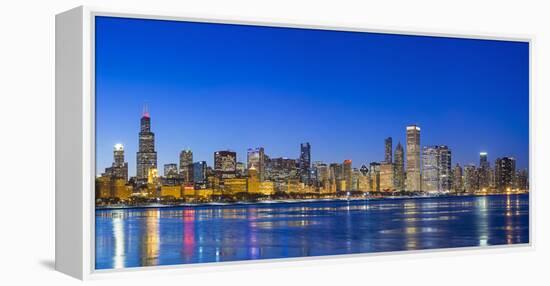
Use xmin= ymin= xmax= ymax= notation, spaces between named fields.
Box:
xmin=95 ymin=194 xmax=529 ymax=270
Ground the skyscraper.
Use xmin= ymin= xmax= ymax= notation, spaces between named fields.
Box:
xmin=405 ymin=125 xmax=421 ymax=191
xmin=103 ymin=143 xmax=129 ymax=181
xmin=179 ymin=149 xmax=193 ymax=183
xmin=422 ymin=146 xmax=440 ymax=193
xmin=384 ymin=137 xmax=393 ymax=163
xmin=422 ymin=145 xmax=452 ymax=193
xmin=369 ymin=162 xmax=381 ymax=192
xmin=394 ymin=142 xmax=405 ymax=190
xmin=136 ymin=107 xmax=157 ymax=182
xmin=247 ymin=147 xmax=265 ymax=181
xmin=478 ymin=152 xmax=490 ymax=190
xmin=438 ymin=146 xmax=452 ymax=192
xmin=379 ymin=162 xmax=395 ymax=191
xmin=343 ymin=160 xmax=352 ymax=191
xmin=193 ymin=161 xmax=207 ymax=184
xmin=495 ymin=157 xmax=516 ymax=192
xmin=299 ymin=143 xmax=311 ymax=185
xmin=463 ymin=164 xmax=478 ymax=193
xmin=452 ymin=163 xmax=463 ymax=193
xmin=480 ymin=152 xmax=489 ymax=169
xmin=214 ymin=150 xmax=237 ymax=179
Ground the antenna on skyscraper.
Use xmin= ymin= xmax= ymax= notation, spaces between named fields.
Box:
xmin=142 ymin=103 xmax=150 ymax=118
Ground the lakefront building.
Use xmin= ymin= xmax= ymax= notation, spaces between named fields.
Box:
xmin=495 ymin=157 xmax=516 ymax=192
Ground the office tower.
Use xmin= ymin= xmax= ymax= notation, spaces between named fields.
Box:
xmin=438 ymin=146 xmax=452 ymax=192
xmin=179 ymin=149 xmax=193 ymax=183
xmin=102 ymin=143 xmax=129 ymax=182
xmin=379 ymin=162 xmax=395 ymax=191
xmin=214 ymin=150 xmax=237 ymax=179
xmin=299 ymin=143 xmax=311 ymax=184
xmin=394 ymin=142 xmax=405 ymax=190
xmin=422 ymin=146 xmax=439 ymax=193
xmin=405 ymin=125 xmax=421 ymax=191
xmin=136 ymin=107 xmax=157 ymax=182
xmin=452 ymin=163 xmax=463 ymax=193
xmin=463 ymin=164 xmax=478 ymax=193
xmin=163 ymin=163 xmax=178 ymax=179
xmin=343 ymin=160 xmax=352 ymax=191
xmin=247 ymin=147 xmax=265 ymax=181
xmin=193 ymin=161 xmax=207 ymax=184
xmin=495 ymin=157 xmax=516 ymax=192
xmin=385 ymin=137 xmax=393 ymax=163
xmin=369 ymin=162 xmax=381 ymax=192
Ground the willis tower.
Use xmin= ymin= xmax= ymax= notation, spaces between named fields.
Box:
xmin=136 ymin=105 xmax=157 ymax=183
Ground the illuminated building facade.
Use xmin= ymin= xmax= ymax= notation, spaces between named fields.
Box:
xmin=452 ymin=163 xmax=463 ymax=193
xmin=463 ymin=164 xmax=478 ymax=193
xmin=102 ymin=143 xmax=128 ymax=182
xmin=214 ymin=150 xmax=237 ymax=179
xmin=136 ymin=108 xmax=157 ymax=182
xmin=247 ymin=147 xmax=265 ymax=181
xmin=379 ymin=162 xmax=395 ymax=191
xmin=193 ymin=161 xmax=207 ymax=184
xmin=384 ymin=137 xmax=392 ymax=163
xmin=163 ymin=163 xmax=178 ymax=178
xmin=299 ymin=143 xmax=311 ymax=184
xmin=343 ymin=160 xmax=352 ymax=191
xmin=406 ymin=125 xmax=421 ymax=191
xmin=394 ymin=142 xmax=405 ymax=190
xmin=179 ymin=149 xmax=193 ymax=183
xmin=495 ymin=157 xmax=516 ymax=192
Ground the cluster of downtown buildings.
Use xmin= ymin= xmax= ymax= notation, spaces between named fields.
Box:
xmin=96 ymin=110 xmax=529 ymax=205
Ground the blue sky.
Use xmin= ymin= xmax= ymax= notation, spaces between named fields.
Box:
xmin=95 ymin=16 xmax=529 ymax=176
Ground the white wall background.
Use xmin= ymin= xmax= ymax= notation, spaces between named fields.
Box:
xmin=0 ymin=0 xmax=548 ymax=285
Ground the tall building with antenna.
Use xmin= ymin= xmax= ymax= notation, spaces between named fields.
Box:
xmin=136 ymin=105 xmax=157 ymax=183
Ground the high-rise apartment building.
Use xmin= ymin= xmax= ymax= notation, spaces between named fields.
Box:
xmin=495 ymin=157 xmax=516 ymax=192
xmin=422 ymin=145 xmax=451 ymax=193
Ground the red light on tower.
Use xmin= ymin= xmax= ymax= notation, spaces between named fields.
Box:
xmin=142 ymin=104 xmax=150 ymax=118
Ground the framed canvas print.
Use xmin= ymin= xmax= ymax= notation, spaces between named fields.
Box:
xmin=55 ymin=6 xmax=531 ymax=280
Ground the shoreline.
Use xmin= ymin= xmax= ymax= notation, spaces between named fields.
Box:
xmin=95 ymin=193 xmax=528 ymax=211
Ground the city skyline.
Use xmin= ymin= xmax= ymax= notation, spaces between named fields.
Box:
xmin=95 ymin=16 xmax=529 ymax=175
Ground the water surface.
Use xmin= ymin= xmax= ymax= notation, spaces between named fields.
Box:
xmin=95 ymin=194 xmax=529 ymax=269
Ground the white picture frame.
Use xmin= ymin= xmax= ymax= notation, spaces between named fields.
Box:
xmin=55 ymin=5 xmax=533 ymax=280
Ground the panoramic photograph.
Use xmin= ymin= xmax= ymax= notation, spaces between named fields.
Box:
xmin=94 ymin=16 xmax=529 ymax=270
